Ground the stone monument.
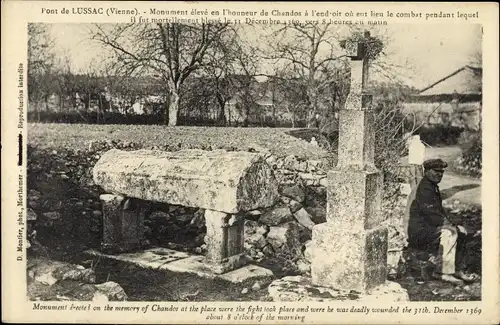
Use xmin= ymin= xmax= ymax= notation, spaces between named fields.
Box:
xmin=311 ymin=31 xmax=386 ymax=293
xmin=268 ymin=31 xmax=408 ymax=302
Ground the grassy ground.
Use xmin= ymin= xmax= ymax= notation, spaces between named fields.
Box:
xmin=28 ymin=123 xmax=329 ymax=159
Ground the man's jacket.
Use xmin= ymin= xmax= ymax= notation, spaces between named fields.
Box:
xmin=408 ymin=176 xmax=451 ymax=246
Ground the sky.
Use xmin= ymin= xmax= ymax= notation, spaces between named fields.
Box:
xmin=48 ymin=23 xmax=482 ymax=90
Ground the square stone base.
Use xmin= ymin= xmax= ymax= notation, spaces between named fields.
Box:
xmin=312 ymin=223 xmax=388 ymax=292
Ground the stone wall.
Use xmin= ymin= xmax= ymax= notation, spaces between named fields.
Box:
xmin=384 ymin=182 xmax=412 ymax=279
xmin=27 ymin=257 xmax=127 ymax=301
xmin=28 ymin=138 xmax=405 ymax=278
xmin=402 ymin=101 xmax=481 ymax=131
xmin=138 ymin=152 xmax=330 ymax=276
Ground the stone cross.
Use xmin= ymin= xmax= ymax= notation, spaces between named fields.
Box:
xmin=311 ymin=31 xmax=388 ymax=293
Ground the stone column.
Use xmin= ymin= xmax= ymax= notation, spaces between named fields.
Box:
xmin=204 ymin=210 xmax=246 ymax=274
xmin=311 ymin=32 xmax=388 ymax=293
xmin=403 ymin=135 xmax=425 ymax=239
xmin=100 ymin=194 xmax=148 ymax=254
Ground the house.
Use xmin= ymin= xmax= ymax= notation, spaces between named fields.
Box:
xmin=224 ymin=75 xmax=278 ymax=125
xmin=402 ymin=65 xmax=482 ymax=131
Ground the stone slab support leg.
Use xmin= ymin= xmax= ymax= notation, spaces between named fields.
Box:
xmin=100 ymin=194 xmax=147 ymax=254
xmin=204 ymin=210 xmax=246 ymax=274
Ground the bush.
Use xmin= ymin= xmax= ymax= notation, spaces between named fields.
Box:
xmin=457 ymin=130 xmax=480 ymax=145
xmin=416 ymin=125 xmax=464 ymax=146
xmin=28 ymin=111 xmax=166 ymax=125
xmin=373 ymin=102 xmax=408 ymax=204
xmin=455 ymin=132 xmax=482 ymax=177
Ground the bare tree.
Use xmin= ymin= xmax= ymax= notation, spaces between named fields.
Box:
xmin=50 ymin=53 xmax=79 ymax=113
xmin=266 ymin=70 xmax=307 ymax=128
xmin=28 ymin=23 xmax=56 ymax=121
xmin=198 ymin=28 xmax=240 ymax=125
xmin=231 ymin=38 xmax=261 ymax=127
xmin=90 ymin=23 xmax=233 ymax=126
xmin=263 ymin=22 xmax=350 ymax=127
xmin=263 ymin=25 xmax=393 ymax=129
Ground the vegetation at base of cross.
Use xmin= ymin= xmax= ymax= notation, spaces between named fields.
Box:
xmin=372 ymin=83 xmax=414 ymax=204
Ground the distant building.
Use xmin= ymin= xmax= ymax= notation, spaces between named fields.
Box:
xmin=224 ymin=75 xmax=278 ymax=125
xmin=402 ymin=65 xmax=482 ymax=131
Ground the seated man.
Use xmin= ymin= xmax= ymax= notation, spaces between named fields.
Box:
xmin=408 ymin=158 xmax=479 ymax=284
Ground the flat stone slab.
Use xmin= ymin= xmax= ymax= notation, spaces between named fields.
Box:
xmin=93 ymin=149 xmax=279 ymax=214
xmin=268 ymin=276 xmax=409 ymax=302
xmin=84 ymin=248 xmax=273 ymax=284
xmin=85 ymin=247 xmax=190 ymax=269
xmin=219 ymin=264 xmax=274 ymax=284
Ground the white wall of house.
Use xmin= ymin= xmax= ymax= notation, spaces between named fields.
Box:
xmin=402 ymin=101 xmax=481 ymax=131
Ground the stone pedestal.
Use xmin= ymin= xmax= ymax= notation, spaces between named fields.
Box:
xmin=204 ymin=210 xmax=247 ymax=274
xmin=100 ymin=194 xmax=148 ymax=254
xmin=311 ymin=164 xmax=388 ymax=292
xmin=312 ymin=167 xmax=388 ymax=292
xmin=312 ymin=223 xmax=387 ymax=292
xmin=326 ymin=169 xmax=383 ymax=230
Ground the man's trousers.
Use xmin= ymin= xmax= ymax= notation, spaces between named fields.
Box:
xmin=432 ymin=225 xmax=467 ymax=274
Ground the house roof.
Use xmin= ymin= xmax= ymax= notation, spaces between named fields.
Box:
xmin=418 ymin=65 xmax=482 ymax=96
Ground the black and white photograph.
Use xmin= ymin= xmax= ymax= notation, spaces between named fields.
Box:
xmin=23 ymin=19 xmax=485 ymax=306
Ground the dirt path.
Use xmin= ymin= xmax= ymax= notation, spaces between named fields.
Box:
xmin=425 ymin=146 xmax=481 ymax=206
xmin=440 ymin=173 xmax=481 ymax=206
xmin=424 ymin=145 xmax=463 ymax=162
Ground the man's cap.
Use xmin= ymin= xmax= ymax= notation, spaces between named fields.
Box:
xmin=423 ymin=158 xmax=448 ymax=171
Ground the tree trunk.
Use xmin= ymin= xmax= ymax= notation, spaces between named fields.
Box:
xmin=36 ymin=101 xmax=40 ymax=122
xmin=243 ymin=92 xmax=251 ymax=127
xmin=167 ymin=90 xmax=180 ymax=126
xmin=216 ymin=94 xmax=226 ymax=126
xmin=243 ymin=104 xmax=250 ymax=127
xmin=98 ymin=95 xmax=103 ymax=124
xmin=44 ymin=94 xmax=49 ymax=111
xmin=272 ymin=89 xmax=277 ymax=125
xmin=305 ymin=86 xmax=318 ymax=128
